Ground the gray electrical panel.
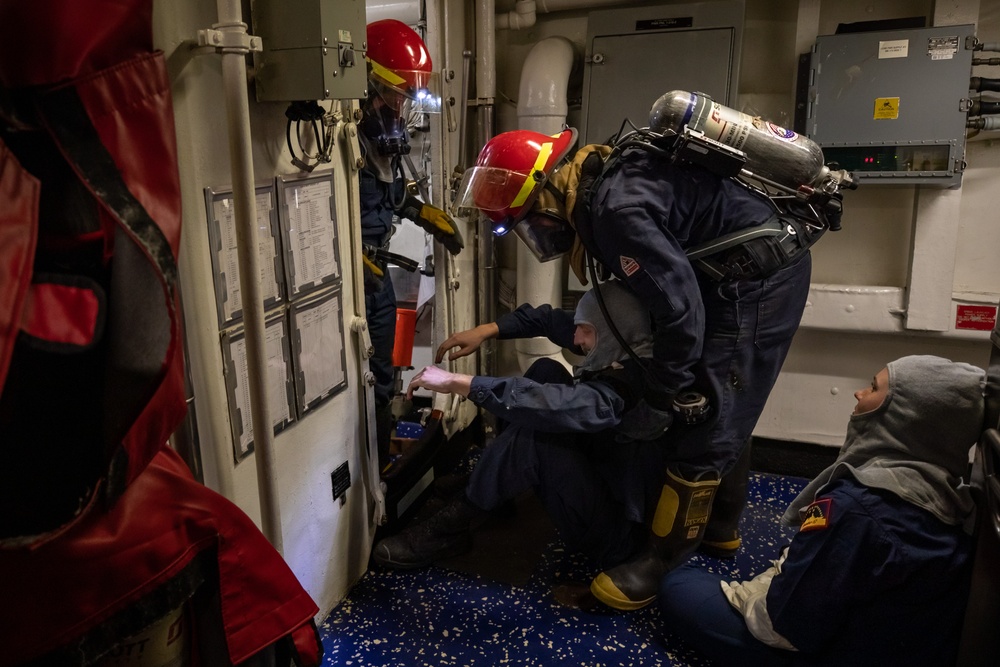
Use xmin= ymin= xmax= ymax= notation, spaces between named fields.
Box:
xmin=581 ymin=0 xmax=744 ymax=145
xmin=251 ymin=0 xmax=368 ymax=102
xmin=806 ymin=24 xmax=975 ymax=188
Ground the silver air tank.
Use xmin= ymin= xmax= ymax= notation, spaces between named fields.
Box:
xmin=649 ymin=90 xmax=827 ymax=191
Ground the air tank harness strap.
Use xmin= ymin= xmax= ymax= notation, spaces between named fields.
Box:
xmin=687 ymin=215 xmax=824 ymax=282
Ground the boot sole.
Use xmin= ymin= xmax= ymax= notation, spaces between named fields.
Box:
xmin=371 ymin=537 xmax=472 ymax=570
xmin=589 ymin=573 xmax=656 ymax=611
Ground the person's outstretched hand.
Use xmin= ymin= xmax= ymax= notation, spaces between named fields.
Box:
xmin=406 ymin=365 xmax=473 ymax=399
xmin=435 ymin=323 xmax=500 ymax=362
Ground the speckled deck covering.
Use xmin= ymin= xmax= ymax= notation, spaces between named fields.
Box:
xmin=321 ymin=472 xmax=806 ymax=666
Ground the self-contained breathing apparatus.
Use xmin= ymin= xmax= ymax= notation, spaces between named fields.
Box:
xmin=574 ymin=92 xmax=856 ymax=426
xmin=578 ymin=95 xmax=856 ymax=284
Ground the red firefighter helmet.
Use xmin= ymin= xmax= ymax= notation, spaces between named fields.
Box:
xmin=366 ymin=19 xmax=440 ymax=116
xmin=455 ymin=128 xmax=578 ymax=228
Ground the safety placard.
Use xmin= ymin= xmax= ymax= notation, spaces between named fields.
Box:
xmin=873 ymin=97 xmax=900 ymax=120
xmin=221 ymin=312 xmax=296 ymax=462
xmin=955 ymin=304 xmax=997 ymax=331
xmin=277 ymin=170 xmax=342 ymax=299
xmin=205 ymin=183 xmax=285 ymax=327
xmin=289 ymin=286 xmax=349 ymax=416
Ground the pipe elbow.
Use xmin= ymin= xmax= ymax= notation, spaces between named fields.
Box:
xmin=497 ymin=0 xmax=537 ymax=30
xmin=517 ymin=36 xmax=575 ymax=120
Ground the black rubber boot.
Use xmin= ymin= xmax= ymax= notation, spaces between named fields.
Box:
xmin=590 ymin=469 xmax=719 ymax=610
xmin=699 ymin=443 xmax=751 ymax=559
xmin=372 ymin=495 xmax=487 ymax=569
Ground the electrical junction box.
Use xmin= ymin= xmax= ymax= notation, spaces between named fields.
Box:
xmin=251 ymin=0 xmax=367 ymax=102
xmin=581 ymin=0 xmax=745 ymax=145
xmin=806 ymin=24 xmax=975 ymax=188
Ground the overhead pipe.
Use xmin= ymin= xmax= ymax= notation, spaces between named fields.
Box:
xmin=364 ymin=0 xmax=421 ymax=25
xmin=209 ymin=0 xmax=283 ymax=551
xmin=497 ymin=0 xmax=624 ymax=30
xmin=514 ymin=36 xmax=575 ymax=372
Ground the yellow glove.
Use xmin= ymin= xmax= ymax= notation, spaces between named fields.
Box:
xmin=398 ymin=194 xmax=464 ymax=255
xmin=362 ymin=254 xmax=384 ymax=278
xmin=362 ymin=253 xmax=385 ymax=294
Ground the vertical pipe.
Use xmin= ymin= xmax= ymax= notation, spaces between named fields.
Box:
xmin=476 ymin=0 xmax=496 ymax=100
xmin=456 ymin=50 xmax=473 ymax=172
xmin=215 ymin=0 xmax=283 ymax=552
xmin=514 ymin=37 xmax=574 ymax=372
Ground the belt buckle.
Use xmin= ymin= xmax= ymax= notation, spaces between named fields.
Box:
xmin=724 ymin=249 xmax=757 ymax=280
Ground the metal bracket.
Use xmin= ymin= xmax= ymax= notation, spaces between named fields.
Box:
xmin=350 ymin=316 xmax=374 ymax=359
xmin=195 ymin=23 xmax=263 ymax=55
xmin=343 ymin=121 xmax=365 ymax=172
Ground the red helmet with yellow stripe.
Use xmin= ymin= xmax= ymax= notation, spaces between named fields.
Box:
xmin=366 ymin=19 xmax=440 ymax=116
xmin=455 ymin=128 xmax=578 ymax=228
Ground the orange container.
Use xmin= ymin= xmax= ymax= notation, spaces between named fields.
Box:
xmin=392 ymin=308 xmax=418 ymax=367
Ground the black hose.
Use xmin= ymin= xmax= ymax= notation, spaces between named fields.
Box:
xmin=971 ymin=77 xmax=1000 ymax=92
xmin=970 ymin=100 xmax=1000 ymax=116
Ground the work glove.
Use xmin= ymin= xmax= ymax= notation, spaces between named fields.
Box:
xmin=397 ymin=193 xmax=464 ymax=256
xmin=362 ymin=254 xmax=384 ymax=294
xmin=615 ymin=400 xmax=673 ymax=442
xmin=720 ymin=546 xmax=796 ymax=650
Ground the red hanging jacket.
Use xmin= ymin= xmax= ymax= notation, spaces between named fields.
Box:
xmin=0 ymin=1 xmax=322 ymax=664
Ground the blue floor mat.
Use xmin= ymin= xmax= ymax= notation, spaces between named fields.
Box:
xmin=321 ymin=472 xmax=807 ymax=666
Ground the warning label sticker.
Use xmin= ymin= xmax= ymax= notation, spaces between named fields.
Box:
xmin=874 ymin=97 xmax=900 ymax=120
xmin=955 ymin=304 xmax=997 ymax=331
xmin=879 ymin=39 xmax=909 ymax=58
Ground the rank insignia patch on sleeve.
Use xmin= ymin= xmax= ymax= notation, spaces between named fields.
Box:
xmin=620 ymin=256 xmax=640 ymax=276
xmin=800 ymin=498 xmax=832 ymax=532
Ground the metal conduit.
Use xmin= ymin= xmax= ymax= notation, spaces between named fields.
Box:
xmin=213 ymin=0 xmax=283 ymax=552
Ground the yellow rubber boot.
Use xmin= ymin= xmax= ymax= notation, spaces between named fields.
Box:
xmin=590 ymin=469 xmax=719 ymax=610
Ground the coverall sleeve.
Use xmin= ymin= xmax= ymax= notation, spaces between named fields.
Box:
xmin=764 ymin=486 xmax=898 ymax=655
xmin=589 ymin=204 xmax=704 ymax=396
xmin=467 ymin=375 xmax=624 ymax=433
xmin=495 ymin=303 xmax=579 ymax=352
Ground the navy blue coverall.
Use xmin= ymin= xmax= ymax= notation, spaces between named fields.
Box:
xmin=583 ymin=150 xmax=812 ymax=478
xmin=658 ymin=478 xmax=974 ymax=666
xmin=462 ymin=303 xmax=670 ymax=567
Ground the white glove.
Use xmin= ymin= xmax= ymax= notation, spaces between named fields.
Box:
xmin=721 ymin=547 xmax=797 ymax=650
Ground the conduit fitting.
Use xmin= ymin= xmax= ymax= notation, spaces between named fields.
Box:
xmin=497 ymin=0 xmax=537 ymax=30
xmin=968 ymin=116 xmax=1000 ymax=131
